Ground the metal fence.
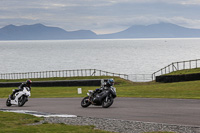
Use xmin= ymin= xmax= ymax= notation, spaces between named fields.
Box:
xmin=0 ymin=69 xmax=154 ymax=82
xmin=152 ymin=59 xmax=200 ymax=80
xmin=128 ymin=74 xmax=152 ymax=82
xmin=0 ymin=69 xmax=129 ymax=80
xmin=5 ymin=59 xmax=199 ymax=82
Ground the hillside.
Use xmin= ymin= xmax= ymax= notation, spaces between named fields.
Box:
xmin=99 ymin=22 xmax=200 ymax=38
xmin=0 ymin=23 xmax=97 ymax=40
xmin=1 ymin=23 xmax=200 ymax=40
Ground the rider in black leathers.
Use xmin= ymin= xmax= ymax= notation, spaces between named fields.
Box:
xmin=10 ymin=80 xmax=32 ymax=100
xmin=103 ymin=78 xmax=114 ymax=89
xmin=93 ymin=79 xmax=114 ymax=94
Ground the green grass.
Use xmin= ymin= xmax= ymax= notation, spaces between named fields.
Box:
xmin=0 ymin=76 xmax=134 ymax=98
xmin=0 ymin=75 xmax=200 ymax=99
xmin=1 ymin=79 xmax=200 ymax=99
xmin=0 ymin=111 xmax=175 ymax=133
xmin=117 ymin=80 xmax=200 ymax=99
xmin=165 ymin=68 xmax=200 ymax=75
xmin=0 ymin=111 xmax=112 ymax=133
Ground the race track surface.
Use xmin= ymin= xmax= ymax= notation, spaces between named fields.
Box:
xmin=0 ymin=97 xmax=200 ymax=126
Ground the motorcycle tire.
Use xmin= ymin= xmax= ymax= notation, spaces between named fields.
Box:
xmin=6 ymin=98 xmax=12 ymax=107
xmin=18 ymin=96 xmax=27 ymax=107
xmin=102 ymin=96 xmax=113 ymax=108
xmin=81 ymin=96 xmax=91 ymax=108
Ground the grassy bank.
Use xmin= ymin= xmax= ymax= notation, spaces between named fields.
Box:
xmin=164 ymin=68 xmax=200 ymax=75
xmin=0 ymin=76 xmax=200 ymax=99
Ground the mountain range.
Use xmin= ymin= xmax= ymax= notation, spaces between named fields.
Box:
xmin=1 ymin=23 xmax=200 ymax=40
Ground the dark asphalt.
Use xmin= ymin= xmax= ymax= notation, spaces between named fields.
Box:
xmin=0 ymin=97 xmax=200 ymax=126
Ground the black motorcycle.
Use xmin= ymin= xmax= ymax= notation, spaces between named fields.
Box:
xmin=81 ymin=87 xmax=116 ymax=108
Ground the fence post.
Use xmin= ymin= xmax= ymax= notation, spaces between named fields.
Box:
xmin=177 ymin=62 xmax=179 ymax=70
xmin=196 ymin=59 xmax=198 ymax=68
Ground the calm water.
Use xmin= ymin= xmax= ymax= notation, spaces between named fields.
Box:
xmin=0 ymin=38 xmax=200 ymax=75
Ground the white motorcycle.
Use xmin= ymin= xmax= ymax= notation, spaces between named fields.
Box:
xmin=6 ymin=87 xmax=31 ymax=107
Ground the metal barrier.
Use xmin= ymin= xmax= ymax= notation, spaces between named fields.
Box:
xmin=0 ymin=69 xmax=129 ymax=80
xmin=128 ymin=74 xmax=152 ymax=82
xmin=152 ymin=59 xmax=200 ymax=80
xmin=0 ymin=69 xmax=154 ymax=82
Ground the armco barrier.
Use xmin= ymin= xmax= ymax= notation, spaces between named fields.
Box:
xmin=156 ymin=73 xmax=200 ymax=83
xmin=0 ymin=79 xmax=103 ymax=87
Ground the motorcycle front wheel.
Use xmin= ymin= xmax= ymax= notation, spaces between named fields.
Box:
xmin=18 ymin=96 xmax=27 ymax=107
xmin=102 ymin=96 xmax=113 ymax=108
xmin=81 ymin=96 xmax=91 ymax=108
xmin=6 ymin=98 xmax=11 ymax=107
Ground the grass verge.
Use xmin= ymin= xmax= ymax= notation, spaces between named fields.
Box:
xmin=0 ymin=111 xmax=112 ymax=133
xmin=0 ymin=111 xmax=175 ymax=133
xmin=0 ymin=76 xmax=200 ymax=99
xmin=164 ymin=68 xmax=200 ymax=75
xmin=0 ymin=79 xmax=200 ymax=99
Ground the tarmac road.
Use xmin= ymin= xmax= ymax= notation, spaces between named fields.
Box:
xmin=0 ymin=97 xmax=200 ymax=126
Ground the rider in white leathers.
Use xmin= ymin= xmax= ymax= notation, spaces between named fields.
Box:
xmin=10 ymin=80 xmax=32 ymax=100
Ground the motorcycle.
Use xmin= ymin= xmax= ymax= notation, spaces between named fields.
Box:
xmin=81 ymin=86 xmax=117 ymax=108
xmin=6 ymin=87 xmax=31 ymax=107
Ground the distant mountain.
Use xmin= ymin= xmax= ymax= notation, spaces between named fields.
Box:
xmin=99 ymin=22 xmax=200 ymax=38
xmin=1 ymin=23 xmax=200 ymax=40
xmin=0 ymin=23 xmax=97 ymax=40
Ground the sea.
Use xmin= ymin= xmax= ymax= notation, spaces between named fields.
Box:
xmin=0 ymin=38 xmax=200 ymax=76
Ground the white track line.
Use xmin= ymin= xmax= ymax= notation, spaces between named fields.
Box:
xmin=1 ymin=109 xmax=77 ymax=118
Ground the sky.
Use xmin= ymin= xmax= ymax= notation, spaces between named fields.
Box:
xmin=1 ymin=0 xmax=200 ymax=34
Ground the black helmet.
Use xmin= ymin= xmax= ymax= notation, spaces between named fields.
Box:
xmin=26 ymin=80 xmax=32 ymax=86
xmin=108 ymin=79 xmax=114 ymax=86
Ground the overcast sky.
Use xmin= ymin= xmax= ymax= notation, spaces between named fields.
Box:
xmin=1 ymin=0 xmax=200 ymax=34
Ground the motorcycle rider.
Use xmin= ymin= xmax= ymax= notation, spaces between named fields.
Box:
xmin=10 ymin=79 xmax=32 ymax=100
xmin=103 ymin=78 xmax=115 ymax=89
xmin=93 ymin=79 xmax=115 ymax=94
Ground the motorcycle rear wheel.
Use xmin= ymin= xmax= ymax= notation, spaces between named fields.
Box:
xmin=81 ymin=96 xmax=91 ymax=108
xmin=102 ymin=96 xmax=113 ymax=108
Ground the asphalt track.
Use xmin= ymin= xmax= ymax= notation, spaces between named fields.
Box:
xmin=0 ymin=97 xmax=200 ymax=126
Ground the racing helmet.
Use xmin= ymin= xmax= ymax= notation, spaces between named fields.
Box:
xmin=26 ymin=80 xmax=32 ymax=86
xmin=108 ymin=79 xmax=114 ymax=86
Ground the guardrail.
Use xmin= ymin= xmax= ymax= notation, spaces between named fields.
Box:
xmin=152 ymin=59 xmax=200 ymax=80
